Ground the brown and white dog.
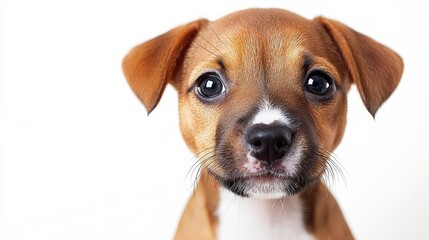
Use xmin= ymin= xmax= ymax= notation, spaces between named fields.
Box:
xmin=123 ymin=8 xmax=403 ymax=240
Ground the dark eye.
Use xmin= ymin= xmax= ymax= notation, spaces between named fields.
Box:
xmin=305 ymin=73 xmax=334 ymax=96
xmin=196 ymin=72 xmax=226 ymax=99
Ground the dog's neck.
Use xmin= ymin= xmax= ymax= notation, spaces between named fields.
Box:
xmin=174 ymin=171 xmax=354 ymax=240
xmin=216 ymin=188 xmax=313 ymax=240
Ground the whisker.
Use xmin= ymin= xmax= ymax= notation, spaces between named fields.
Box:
xmin=184 ymin=147 xmax=216 ymax=184
xmin=208 ymin=23 xmax=224 ymax=45
xmin=189 ymin=152 xmax=221 ymax=191
xmin=298 ymin=145 xmax=346 ymax=189
xmin=327 ymin=153 xmax=348 ymax=187
xmin=326 ymin=46 xmax=341 ymax=58
xmin=194 ymin=41 xmax=221 ymax=58
xmin=311 ymin=146 xmax=348 ymax=188
xmin=191 ymin=154 xmax=215 ymax=185
xmin=198 ymin=35 xmax=221 ymax=55
xmin=186 ymin=148 xmax=219 ymax=196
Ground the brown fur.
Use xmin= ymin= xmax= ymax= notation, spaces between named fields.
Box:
xmin=123 ymin=9 xmax=403 ymax=240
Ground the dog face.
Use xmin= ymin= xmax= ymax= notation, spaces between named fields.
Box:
xmin=123 ymin=9 xmax=403 ymax=199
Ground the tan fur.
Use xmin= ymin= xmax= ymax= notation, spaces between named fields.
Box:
xmin=315 ymin=17 xmax=404 ymax=116
xmin=122 ymin=19 xmax=208 ymax=113
xmin=123 ymin=8 xmax=403 ymax=240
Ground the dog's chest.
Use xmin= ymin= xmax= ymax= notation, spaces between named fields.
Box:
xmin=216 ymin=189 xmax=313 ymax=240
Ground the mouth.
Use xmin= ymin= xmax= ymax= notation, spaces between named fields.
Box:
xmin=237 ymin=169 xmax=292 ymax=182
xmin=209 ymin=169 xmax=319 ymax=199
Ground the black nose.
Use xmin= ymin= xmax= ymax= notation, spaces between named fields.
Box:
xmin=245 ymin=124 xmax=292 ymax=163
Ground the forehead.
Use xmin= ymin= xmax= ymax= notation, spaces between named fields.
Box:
xmin=183 ymin=9 xmax=342 ymax=90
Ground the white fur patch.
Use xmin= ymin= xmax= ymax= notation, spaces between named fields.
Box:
xmin=245 ymin=180 xmax=291 ymax=199
xmin=280 ymin=137 xmax=305 ymax=176
xmin=217 ymin=188 xmax=314 ymax=240
xmin=243 ymin=153 xmax=264 ymax=173
xmin=252 ymin=100 xmax=291 ymax=125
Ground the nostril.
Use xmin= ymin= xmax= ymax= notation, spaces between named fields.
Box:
xmin=275 ymin=138 xmax=288 ymax=151
xmin=246 ymin=131 xmax=265 ymax=149
xmin=252 ymin=139 xmax=262 ymax=148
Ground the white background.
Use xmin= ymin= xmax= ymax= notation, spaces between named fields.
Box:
xmin=1 ymin=0 xmax=428 ymax=239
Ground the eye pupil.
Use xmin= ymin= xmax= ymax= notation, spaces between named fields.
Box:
xmin=197 ymin=73 xmax=225 ymax=98
xmin=306 ymin=74 xmax=331 ymax=95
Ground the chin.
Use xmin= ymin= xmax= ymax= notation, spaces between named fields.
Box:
xmin=215 ymin=173 xmax=318 ymax=199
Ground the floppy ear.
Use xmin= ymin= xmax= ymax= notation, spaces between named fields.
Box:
xmin=315 ymin=17 xmax=404 ymax=117
xmin=122 ymin=19 xmax=208 ymax=114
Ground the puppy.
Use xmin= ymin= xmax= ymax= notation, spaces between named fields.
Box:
xmin=123 ymin=8 xmax=403 ymax=240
